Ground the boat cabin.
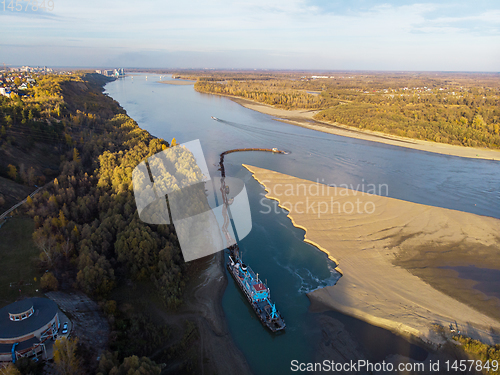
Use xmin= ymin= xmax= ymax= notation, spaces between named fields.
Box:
xmin=251 ymin=282 xmax=269 ymax=301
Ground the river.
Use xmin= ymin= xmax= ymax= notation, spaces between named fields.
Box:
xmin=105 ymin=74 xmax=500 ymax=374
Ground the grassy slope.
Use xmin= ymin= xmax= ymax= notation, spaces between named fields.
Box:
xmin=0 ymin=176 xmax=33 ymax=210
xmin=0 ymin=217 xmax=43 ymax=307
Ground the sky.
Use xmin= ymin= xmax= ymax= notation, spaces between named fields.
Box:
xmin=1 ymin=0 xmax=499 ymax=71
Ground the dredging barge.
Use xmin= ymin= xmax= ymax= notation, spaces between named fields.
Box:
xmin=226 ymin=246 xmax=286 ymax=332
xmin=219 ymin=146 xmax=286 ymax=333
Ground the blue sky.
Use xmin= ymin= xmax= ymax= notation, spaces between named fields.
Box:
xmin=1 ymin=0 xmax=499 ymax=70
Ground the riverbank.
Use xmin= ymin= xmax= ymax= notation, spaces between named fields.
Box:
xmin=243 ymin=164 xmax=500 ymax=347
xmin=224 ymin=96 xmax=500 ymax=161
xmin=159 ymin=80 xmax=196 ymax=85
xmin=173 ymin=252 xmax=253 ymax=375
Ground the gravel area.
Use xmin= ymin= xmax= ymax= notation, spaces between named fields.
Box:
xmin=45 ymin=291 xmax=109 ymax=357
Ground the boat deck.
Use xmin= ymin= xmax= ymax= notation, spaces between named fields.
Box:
xmin=227 ymin=252 xmax=286 ymax=332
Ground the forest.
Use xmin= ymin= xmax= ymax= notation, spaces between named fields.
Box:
xmin=453 ymin=335 xmax=500 ymax=375
xmin=193 ymin=72 xmax=500 ymax=149
xmin=2 ymin=70 xmax=499 ymax=374
xmin=0 ymin=73 xmax=199 ymax=374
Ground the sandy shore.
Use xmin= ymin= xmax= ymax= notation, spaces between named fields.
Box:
xmin=189 ymin=251 xmax=252 ymax=375
xmin=226 ymin=96 xmax=500 ymax=161
xmin=243 ymin=164 xmax=500 ymax=347
xmin=159 ymin=80 xmax=196 ymax=85
xmin=160 ymin=251 xmax=252 ymax=374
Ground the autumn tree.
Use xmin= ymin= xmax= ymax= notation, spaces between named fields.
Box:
xmin=27 ymin=167 xmax=36 ymax=186
xmin=0 ymin=363 xmax=21 ymax=375
xmin=76 ymin=251 xmax=115 ymax=297
xmin=97 ymin=352 xmax=161 ymax=375
xmin=18 ymin=164 xmax=27 ymax=184
xmin=7 ymin=164 xmax=17 ymax=181
xmin=33 ymin=228 xmax=57 ymax=266
xmin=72 ymin=148 xmax=80 ymax=163
xmin=53 ymin=337 xmax=81 ymax=375
xmin=40 ymin=272 xmax=59 ymax=291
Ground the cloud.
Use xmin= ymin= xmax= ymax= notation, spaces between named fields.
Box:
xmin=0 ymin=7 xmax=60 ymax=20
xmin=411 ymin=9 xmax=500 ymax=36
xmin=1 ymin=0 xmax=499 ymax=70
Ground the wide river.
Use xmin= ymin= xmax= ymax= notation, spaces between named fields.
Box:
xmin=105 ymin=74 xmax=500 ymax=374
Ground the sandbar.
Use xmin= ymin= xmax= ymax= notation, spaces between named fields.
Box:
xmin=243 ymin=164 xmax=500 ymax=346
xmin=226 ymin=96 xmax=500 ymax=161
xmin=159 ymin=80 xmax=196 ymax=85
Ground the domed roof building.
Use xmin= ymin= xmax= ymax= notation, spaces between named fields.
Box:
xmin=0 ymin=298 xmax=60 ymax=363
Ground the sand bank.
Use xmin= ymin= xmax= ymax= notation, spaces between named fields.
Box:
xmin=160 ymin=251 xmax=252 ymax=374
xmin=187 ymin=252 xmax=252 ymax=374
xmin=227 ymin=96 xmax=500 ymax=161
xmin=243 ymin=164 xmax=500 ymax=346
xmin=159 ymin=80 xmax=196 ymax=85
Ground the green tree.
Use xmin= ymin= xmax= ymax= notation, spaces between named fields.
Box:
xmin=12 ymin=357 xmax=43 ymax=374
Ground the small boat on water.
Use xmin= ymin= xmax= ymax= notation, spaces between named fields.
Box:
xmin=211 ymin=116 xmax=218 ymax=121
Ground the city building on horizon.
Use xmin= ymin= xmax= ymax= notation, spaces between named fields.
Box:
xmin=10 ymin=66 xmax=54 ymax=73
xmin=96 ymin=68 xmax=125 ymax=77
